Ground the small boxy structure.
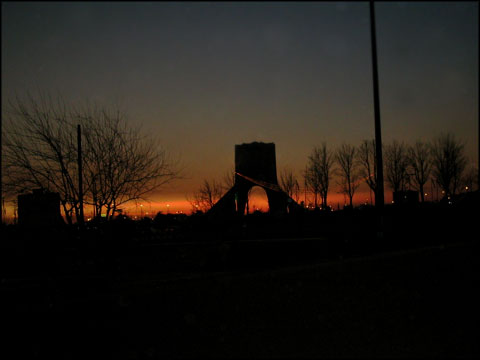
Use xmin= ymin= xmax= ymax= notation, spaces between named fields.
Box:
xmin=210 ymin=142 xmax=301 ymax=216
xmin=17 ymin=189 xmax=64 ymax=227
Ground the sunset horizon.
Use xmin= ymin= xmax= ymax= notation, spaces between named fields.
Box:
xmin=1 ymin=3 xmax=478 ymax=358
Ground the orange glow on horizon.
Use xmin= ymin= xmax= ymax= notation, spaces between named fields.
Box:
xmin=1 ymin=188 xmax=395 ymax=222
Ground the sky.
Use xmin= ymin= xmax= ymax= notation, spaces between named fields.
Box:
xmin=2 ymin=1 xmax=478 ymax=215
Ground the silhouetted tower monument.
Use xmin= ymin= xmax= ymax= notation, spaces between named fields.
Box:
xmin=210 ymin=142 xmax=300 ymax=216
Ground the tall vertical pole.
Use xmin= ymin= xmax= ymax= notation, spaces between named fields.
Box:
xmin=369 ymin=0 xmax=384 ymax=210
xmin=304 ymin=167 xmax=307 ymax=206
xmin=77 ymin=124 xmax=84 ymax=226
xmin=0 ymin=111 xmax=2 ymax=224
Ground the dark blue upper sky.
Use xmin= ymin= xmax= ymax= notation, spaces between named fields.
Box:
xmin=2 ymin=1 xmax=478 ymax=202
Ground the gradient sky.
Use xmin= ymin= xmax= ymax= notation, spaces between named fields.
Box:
xmin=2 ymin=1 xmax=478 ymax=214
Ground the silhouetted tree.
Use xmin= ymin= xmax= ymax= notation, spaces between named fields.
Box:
xmin=190 ymin=179 xmax=223 ymax=212
xmin=304 ymin=163 xmax=320 ymax=208
xmin=2 ymin=92 xmax=180 ymax=223
xmin=306 ymin=143 xmax=334 ymax=209
xmin=408 ymin=141 xmax=432 ymax=202
xmin=79 ymin=106 xmax=179 ymax=219
xmin=279 ymin=167 xmax=300 ymax=202
xmin=3 ymin=93 xmax=83 ymax=224
xmin=358 ymin=139 xmax=378 ymax=197
xmin=462 ymin=165 xmax=478 ymax=192
xmin=221 ymin=168 xmax=235 ymax=192
xmin=335 ymin=143 xmax=360 ymax=207
xmin=385 ymin=140 xmax=409 ymax=194
xmin=431 ymin=133 xmax=467 ymax=197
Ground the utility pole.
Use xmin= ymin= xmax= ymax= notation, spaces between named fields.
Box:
xmin=77 ymin=124 xmax=84 ymax=226
xmin=369 ymin=0 xmax=384 ymax=210
xmin=0 ymin=110 xmax=2 ymax=225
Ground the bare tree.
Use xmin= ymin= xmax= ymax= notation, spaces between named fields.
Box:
xmin=221 ymin=168 xmax=235 ymax=193
xmin=462 ymin=165 xmax=478 ymax=192
xmin=279 ymin=167 xmax=300 ymax=202
xmin=305 ymin=143 xmax=334 ymax=209
xmin=318 ymin=143 xmax=335 ymax=209
xmin=408 ymin=141 xmax=431 ymax=202
xmin=3 ymin=93 xmax=81 ymax=224
xmin=2 ymin=92 xmax=180 ymax=223
xmin=384 ymin=140 xmax=410 ymax=194
xmin=358 ymin=139 xmax=377 ymax=197
xmin=305 ymin=154 xmax=320 ymax=208
xmin=335 ymin=143 xmax=360 ymax=207
xmin=304 ymin=164 xmax=319 ymax=209
xmin=79 ymin=107 xmax=179 ymax=219
xmin=430 ymin=133 xmax=467 ymax=197
xmin=190 ymin=179 xmax=224 ymax=212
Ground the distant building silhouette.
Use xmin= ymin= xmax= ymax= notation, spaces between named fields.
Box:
xmin=210 ymin=142 xmax=301 ymax=216
xmin=17 ymin=189 xmax=64 ymax=227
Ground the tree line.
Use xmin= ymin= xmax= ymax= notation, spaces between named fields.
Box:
xmin=305 ymin=136 xmax=475 ymax=209
xmin=192 ymin=135 xmax=476 ymax=212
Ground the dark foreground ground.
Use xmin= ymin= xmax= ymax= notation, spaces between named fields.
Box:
xmin=2 ymin=239 xmax=478 ymax=359
xmin=1 ymin=198 xmax=479 ymax=358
